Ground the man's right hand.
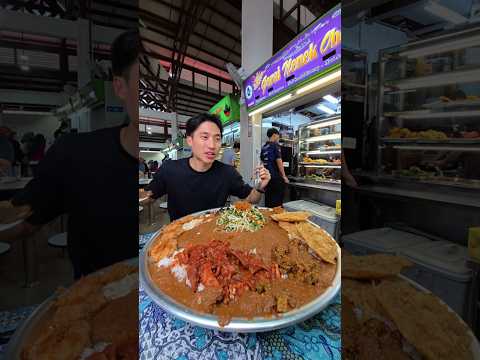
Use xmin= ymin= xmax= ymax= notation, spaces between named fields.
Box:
xmin=283 ymin=176 xmax=290 ymax=184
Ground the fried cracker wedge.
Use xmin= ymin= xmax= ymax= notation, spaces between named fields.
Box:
xmin=271 ymin=211 xmax=312 ymax=222
xmin=343 ymin=254 xmax=412 ymax=280
xmin=278 ymin=221 xmax=301 ymax=239
xmin=296 ymin=222 xmax=336 ymax=264
xmin=374 ymin=279 xmax=472 ymax=360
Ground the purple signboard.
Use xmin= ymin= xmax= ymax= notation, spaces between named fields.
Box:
xmin=243 ymin=5 xmax=341 ymax=109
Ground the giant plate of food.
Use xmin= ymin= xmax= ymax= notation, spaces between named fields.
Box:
xmin=140 ymin=202 xmax=341 ymax=332
xmin=342 ymin=253 xmax=480 ymax=360
xmin=6 ymin=259 xmax=138 ymax=360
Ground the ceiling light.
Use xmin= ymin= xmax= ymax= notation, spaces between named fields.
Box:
xmin=296 ymin=70 xmax=341 ymax=95
xmin=399 ymin=32 xmax=480 ymax=58
xmin=317 ymin=104 xmax=336 ymax=115
xmin=424 ymin=1 xmax=467 ymax=25
xmin=249 ymin=94 xmax=293 ymax=116
xmin=307 ymin=118 xmax=341 ymax=129
xmin=322 ymin=94 xmax=339 ymax=104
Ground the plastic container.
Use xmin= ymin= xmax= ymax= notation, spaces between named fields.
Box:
xmin=342 ymin=227 xmax=432 ymax=255
xmin=283 ymin=200 xmax=339 ymax=239
xmin=398 ymin=241 xmax=472 ymax=319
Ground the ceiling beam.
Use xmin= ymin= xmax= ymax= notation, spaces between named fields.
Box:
xmin=154 ymin=0 xmax=241 ymax=44
xmin=140 ymin=8 xmax=241 ymax=59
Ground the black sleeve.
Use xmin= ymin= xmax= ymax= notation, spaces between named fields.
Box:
xmin=14 ymin=136 xmax=70 ymax=225
xmin=146 ymin=162 xmax=168 ymax=198
xmin=228 ymin=167 xmax=253 ymax=199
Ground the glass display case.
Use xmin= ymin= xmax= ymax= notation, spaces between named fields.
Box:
xmin=297 ymin=116 xmax=341 ymax=185
xmin=377 ymin=26 xmax=480 ymax=189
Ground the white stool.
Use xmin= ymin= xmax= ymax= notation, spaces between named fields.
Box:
xmin=48 ymin=232 xmax=67 ymax=256
xmin=0 ymin=242 xmax=10 ymax=255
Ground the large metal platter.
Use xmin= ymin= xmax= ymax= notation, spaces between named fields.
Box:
xmin=5 ymin=258 xmax=138 ymax=359
xmin=140 ymin=207 xmax=341 ymax=333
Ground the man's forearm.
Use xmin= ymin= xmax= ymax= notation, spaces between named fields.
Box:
xmin=245 ymin=188 xmax=262 ymax=204
xmin=276 ymin=159 xmax=287 ymax=178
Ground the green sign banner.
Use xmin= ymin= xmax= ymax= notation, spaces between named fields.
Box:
xmin=209 ymin=95 xmax=240 ymax=124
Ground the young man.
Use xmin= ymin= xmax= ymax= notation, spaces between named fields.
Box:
xmin=221 ymin=141 xmax=240 ymax=166
xmin=2 ymin=30 xmax=139 ymax=278
xmin=145 ymin=113 xmax=270 ymax=221
xmin=261 ymin=128 xmax=289 ymax=208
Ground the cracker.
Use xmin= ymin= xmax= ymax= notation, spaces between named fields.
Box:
xmin=342 ymin=254 xmax=413 ymax=280
xmin=271 ymin=211 xmax=311 ymax=222
xmin=295 ymin=222 xmax=336 ymax=264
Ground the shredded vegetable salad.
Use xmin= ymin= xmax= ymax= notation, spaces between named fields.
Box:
xmin=216 ymin=205 xmax=266 ymax=232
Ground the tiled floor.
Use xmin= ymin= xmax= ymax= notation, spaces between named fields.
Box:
xmin=0 ymin=218 xmax=73 ymax=312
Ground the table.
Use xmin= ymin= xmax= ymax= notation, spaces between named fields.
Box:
xmin=0 ymin=177 xmax=32 ymax=192
xmin=139 ymin=230 xmax=341 ymax=360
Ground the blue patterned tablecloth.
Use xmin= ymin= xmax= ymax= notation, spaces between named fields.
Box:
xmin=140 ymin=232 xmax=158 ymax=249
xmin=0 ymin=305 xmax=37 ymax=359
xmin=139 ymin=287 xmax=341 ymax=360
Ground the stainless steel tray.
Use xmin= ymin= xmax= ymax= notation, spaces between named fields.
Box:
xmin=5 ymin=258 xmax=138 ymax=359
xmin=140 ymin=207 xmax=341 ymax=333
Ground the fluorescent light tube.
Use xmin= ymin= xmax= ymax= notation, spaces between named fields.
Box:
xmin=307 ymin=118 xmax=341 ymax=129
xmin=424 ymin=1 xmax=467 ymax=25
xmin=317 ymin=104 xmax=336 ymax=115
xmin=297 ymin=70 xmax=341 ymax=95
xmin=249 ymin=94 xmax=293 ymax=116
xmin=304 ymin=133 xmax=341 ymax=142
xmin=323 ymin=94 xmax=339 ymax=104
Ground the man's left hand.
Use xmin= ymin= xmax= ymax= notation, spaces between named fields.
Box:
xmin=255 ymin=165 xmax=271 ymax=191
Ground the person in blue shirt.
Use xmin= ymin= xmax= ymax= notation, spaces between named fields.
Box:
xmin=260 ymin=128 xmax=289 ymax=207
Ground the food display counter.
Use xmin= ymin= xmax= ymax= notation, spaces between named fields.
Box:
xmin=376 ymin=25 xmax=480 ymax=193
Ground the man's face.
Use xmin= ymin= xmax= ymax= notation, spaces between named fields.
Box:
xmin=186 ymin=121 xmax=222 ymax=165
xmin=113 ymin=60 xmax=139 ymax=125
xmin=271 ymin=133 xmax=280 ymax=143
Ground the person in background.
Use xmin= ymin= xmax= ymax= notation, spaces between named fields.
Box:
xmin=2 ymin=29 xmax=139 ymax=278
xmin=261 ymin=128 xmax=289 ymax=208
xmin=30 ymin=134 xmax=46 ymax=162
xmin=144 ymin=113 xmax=270 ymax=221
xmin=150 ymin=160 xmax=159 ymax=173
xmin=0 ymin=127 xmax=14 ymax=176
xmin=139 ymin=156 xmax=146 ymax=173
xmin=221 ymin=141 xmax=240 ymax=166
xmin=54 ymin=120 xmax=69 ymax=141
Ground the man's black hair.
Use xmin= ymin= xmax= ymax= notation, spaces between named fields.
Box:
xmin=266 ymin=128 xmax=280 ymax=138
xmin=233 ymin=141 xmax=240 ymax=150
xmin=111 ymin=29 xmax=139 ymax=80
xmin=186 ymin=113 xmax=223 ymax=137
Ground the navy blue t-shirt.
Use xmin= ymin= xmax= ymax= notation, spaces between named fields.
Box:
xmin=148 ymin=158 xmax=252 ymax=220
xmin=260 ymin=142 xmax=282 ymax=179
